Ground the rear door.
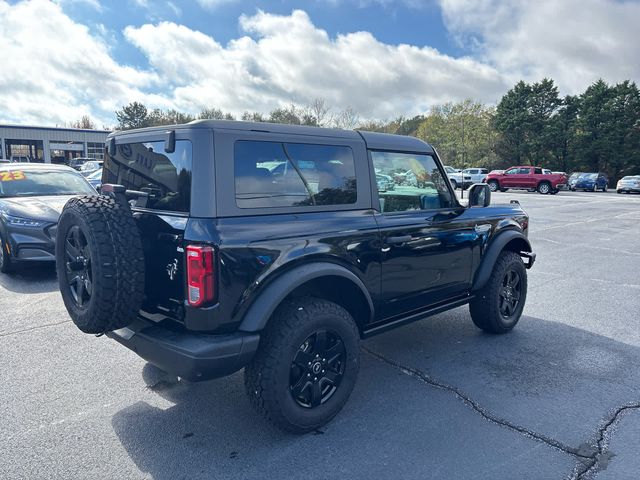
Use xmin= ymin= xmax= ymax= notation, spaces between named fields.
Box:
xmin=102 ymin=129 xmax=208 ymax=322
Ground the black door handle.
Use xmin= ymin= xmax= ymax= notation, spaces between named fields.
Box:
xmin=386 ymin=235 xmax=412 ymax=245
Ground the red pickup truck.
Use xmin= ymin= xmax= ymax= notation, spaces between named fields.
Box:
xmin=485 ymin=166 xmax=567 ymax=194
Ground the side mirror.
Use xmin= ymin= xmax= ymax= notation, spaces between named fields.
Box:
xmin=164 ymin=130 xmax=175 ymax=153
xmin=107 ymin=138 xmax=116 ymax=156
xmin=468 ymin=183 xmax=491 ymax=208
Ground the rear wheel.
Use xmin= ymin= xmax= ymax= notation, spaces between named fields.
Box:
xmin=469 ymin=251 xmax=527 ymax=334
xmin=244 ymin=297 xmax=360 ymax=433
xmin=488 ymin=180 xmax=499 ymax=192
xmin=537 ymin=182 xmax=551 ymax=194
xmin=0 ymin=232 xmax=13 ymax=274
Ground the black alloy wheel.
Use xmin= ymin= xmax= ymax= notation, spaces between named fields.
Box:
xmin=64 ymin=225 xmax=93 ymax=307
xmin=290 ymin=329 xmax=346 ymax=408
xmin=499 ymin=269 xmax=521 ymax=318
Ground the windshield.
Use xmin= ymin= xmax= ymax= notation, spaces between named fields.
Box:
xmin=87 ymin=169 xmax=102 ymax=180
xmin=0 ymin=170 xmax=95 ymax=197
xmin=580 ymin=173 xmax=597 ymax=180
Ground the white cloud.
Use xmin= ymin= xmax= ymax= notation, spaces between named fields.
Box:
xmin=438 ymin=0 xmax=640 ymax=94
xmin=123 ymin=9 xmax=508 ymax=119
xmin=0 ymin=0 xmax=163 ymax=126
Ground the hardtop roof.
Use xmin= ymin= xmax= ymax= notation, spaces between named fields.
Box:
xmin=108 ymin=119 xmax=434 ymax=153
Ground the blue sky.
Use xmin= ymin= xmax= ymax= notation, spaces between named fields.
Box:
xmin=1 ymin=0 xmax=639 ymax=127
xmin=59 ymin=0 xmax=460 ymax=71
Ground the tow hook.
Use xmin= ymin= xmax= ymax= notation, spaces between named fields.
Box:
xmin=520 ymin=251 xmax=536 ymax=269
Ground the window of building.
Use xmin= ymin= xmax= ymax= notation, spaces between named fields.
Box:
xmin=234 ymin=141 xmax=357 ymax=209
xmin=103 ymin=140 xmax=192 ymax=213
xmin=371 ymin=151 xmax=453 ymax=213
xmin=87 ymin=142 xmax=104 ymax=160
xmin=5 ymin=139 xmax=44 ymax=162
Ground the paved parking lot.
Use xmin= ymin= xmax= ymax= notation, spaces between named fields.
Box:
xmin=1 ymin=190 xmax=639 ymax=480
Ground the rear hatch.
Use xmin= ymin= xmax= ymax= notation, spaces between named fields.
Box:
xmin=102 ymin=136 xmax=193 ymax=323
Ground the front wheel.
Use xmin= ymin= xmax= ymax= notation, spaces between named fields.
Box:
xmin=244 ymin=297 xmax=360 ymax=433
xmin=469 ymin=251 xmax=527 ymax=334
xmin=488 ymin=180 xmax=499 ymax=192
xmin=450 ymin=179 xmax=458 ymax=190
xmin=0 ymin=232 xmax=13 ymax=274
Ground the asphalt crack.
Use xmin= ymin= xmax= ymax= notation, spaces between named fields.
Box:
xmin=363 ymin=346 xmax=587 ymax=458
xmin=363 ymin=347 xmax=640 ymax=479
xmin=0 ymin=319 xmax=72 ymax=338
xmin=571 ymin=403 xmax=640 ymax=480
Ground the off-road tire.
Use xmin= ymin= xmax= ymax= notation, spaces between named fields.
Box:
xmin=0 ymin=231 xmax=13 ymax=274
xmin=55 ymin=195 xmax=145 ymax=334
xmin=537 ymin=182 xmax=551 ymax=194
xmin=469 ymin=251 xmax=527 ymax=334
xmin=488 ymin=180 xmax=499 ymax=192
xmin=244 ymin=297 xmax=360 ymax=433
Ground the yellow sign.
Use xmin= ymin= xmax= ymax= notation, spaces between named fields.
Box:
xmin=0 ymin=171 xmax=26 ymax=181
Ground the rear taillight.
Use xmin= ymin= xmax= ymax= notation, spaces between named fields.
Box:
xmin=186 ymin=245 xmax=215 ymax=307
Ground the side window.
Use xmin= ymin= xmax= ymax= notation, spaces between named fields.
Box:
xmin=371 ymin=151 xmax=453 ymax=213
xmin=519 ymin=168 xmax=531 ymax=174
xmin=505 ymin=168 xmax=519 ymax=175
xmin=234 ymin=141 xmax=357 ymax=209
xmin=103 ymin=140 xmax=192 ymax=212
xmin=534 ymin=167 xmax=543 ymax=174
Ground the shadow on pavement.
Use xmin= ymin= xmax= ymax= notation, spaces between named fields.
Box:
xmin=111 ymin=313 xmax=640 ymax=480
xmin=0 ymin=263 xmax=58 ymax=294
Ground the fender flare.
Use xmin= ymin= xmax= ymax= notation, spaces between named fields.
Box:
xmin=472 ymin=230 xmax=532 ymax=291
xmin=238 ymin=262 xmax=374 ymax=332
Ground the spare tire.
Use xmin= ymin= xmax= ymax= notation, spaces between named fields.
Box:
xmin=55 ymin=195 xmax=145 ymax=334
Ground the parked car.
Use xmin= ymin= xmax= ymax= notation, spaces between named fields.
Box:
xmin=80 ymin=161 xmax=103 ymax=177
xmin=444 ymin=166 xmax=472 ymax=189
xmin=68 ymin=157 xmax=92 ymax=171
xmin=485 ymin=166 xmax=567 ymax=194
xmin=86 ymin=168 xmax=103 ymax=190
xmin=462 ymin=168 xmax=489 ymax=184
xmin=0 ymin=163 xmax=97 ymax=273
xmin=567 ymin=172 xmax=584 ymax=190
xmin=616 ymin=175 xmax=640 ymax=194
xmin=570 ymin=172 xmax=608 ymax=192
xmin=54 ymin=120 xmax=536 ymax=433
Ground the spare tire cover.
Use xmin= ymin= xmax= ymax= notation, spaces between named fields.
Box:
xmin=55 ymin=195 xmax=145 ymax=334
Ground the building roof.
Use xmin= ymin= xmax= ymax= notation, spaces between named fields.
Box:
xmin=0 ymin=124 xmax=110 ymax=134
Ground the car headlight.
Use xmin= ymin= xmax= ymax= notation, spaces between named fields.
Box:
xmin=0 ymin=213 xmax=48 ymax=228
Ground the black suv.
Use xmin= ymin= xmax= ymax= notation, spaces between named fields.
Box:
xmin=55 ymin=120 xmax=535 ymax=433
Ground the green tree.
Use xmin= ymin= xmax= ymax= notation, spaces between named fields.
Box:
xmin=417 ymin=99 xmax=498 ymax=168
xmin=547 ymin=95 xmax=579 ymax=172
xmin=493 ymin=79 xmax=561 ymax=166
xmin=199 ymin=108 xmax=235 ymax=120
xmin=115 ymin=101 xmax=148 ymax=130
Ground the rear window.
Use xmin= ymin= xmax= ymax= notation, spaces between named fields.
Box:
xmin=103 ymin=140 xmax=192 ymax=213
xmin=234 ymin=141 xmax=357 ymax=209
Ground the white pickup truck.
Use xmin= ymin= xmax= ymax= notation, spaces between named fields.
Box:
xmin=444 ymin=166 xmax=472 ymax=189
xmin=462 ymin=168 xmax=489 ymax=184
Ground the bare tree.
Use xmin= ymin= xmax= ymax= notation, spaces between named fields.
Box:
xmin=307 ymin=98 xmax=332 ymax=127
xmin=72 ymin=115 xmax=96 ymax=129
xmin=333 ymin=107 xmax=359 ymax=130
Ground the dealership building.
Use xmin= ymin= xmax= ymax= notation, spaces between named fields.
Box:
xmin=0 ymin=124 xmax=110 ymax=164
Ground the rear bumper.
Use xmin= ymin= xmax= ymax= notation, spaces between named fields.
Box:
xmin=107 ymin=318 xmax=260 ymax=382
